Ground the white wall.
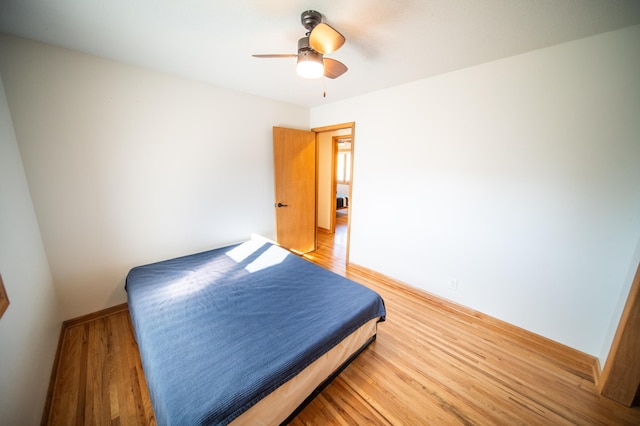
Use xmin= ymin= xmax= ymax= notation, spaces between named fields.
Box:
xmin=337 ymin=183 xmax=350 ymax=197
xmin=0 ymin=34 xmax=309 ymax=320
xmin=0 ymin=74 xmax=62 ymax=424
xmin=311 ymin=25 xmax=640 ymax=364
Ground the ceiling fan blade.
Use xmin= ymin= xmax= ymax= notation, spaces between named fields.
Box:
xmin=252 ymin=54 xmax=297 ymax=58
xmin=324 ymin=58 xmax=348 ymax=79
xmin=309 ymin=23 xmax=345 ymax=55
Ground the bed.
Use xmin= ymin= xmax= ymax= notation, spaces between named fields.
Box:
xmin=336 ymin=192 xmax=349 ymax=210
xmin=125 ymin=237 xmax=385 ymax=425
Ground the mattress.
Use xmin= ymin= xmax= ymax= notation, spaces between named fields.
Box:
xmin=235 ymin=317 xmax=379 ymax=425
xmin=125 ymin=238 xmax=386 ymax=425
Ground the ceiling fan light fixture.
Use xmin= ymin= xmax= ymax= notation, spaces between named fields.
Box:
xmin=296 ymin=49 xmax=324 ymax=79
xmin=254 ymin=10 xmax=347 ymax=81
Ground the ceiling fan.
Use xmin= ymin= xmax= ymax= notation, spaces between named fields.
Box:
xmin=252 ymin=10 xmax=348 ymax=80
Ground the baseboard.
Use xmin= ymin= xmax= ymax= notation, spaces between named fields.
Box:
xmin=592 ymin=358 xmax=602 ymax=387
xmin=41 ymin=321 xmax=66 ymax=426
xmin=62 ymin=303 xmax=128 ymax=328
xmin=348 ymin=262 xmax=599 ymax=384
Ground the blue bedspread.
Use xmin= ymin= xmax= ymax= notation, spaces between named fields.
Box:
xmin=125 ymin=239 xmax=386 ymax=425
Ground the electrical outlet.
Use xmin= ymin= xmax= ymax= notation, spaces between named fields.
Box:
xmin=448 ymin=279 xmax=458 ymax=291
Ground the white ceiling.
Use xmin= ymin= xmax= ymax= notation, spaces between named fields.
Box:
xmin=1 ymin=0 xmax=639 ymax=107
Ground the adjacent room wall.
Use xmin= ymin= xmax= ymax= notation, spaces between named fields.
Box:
xmin=0 ymin=34 xmax=309 ymax=320
xmin=311 ymin=25 xmax=640 ymax=364
xmin=0 ymin=74 xmax=62 ymax=425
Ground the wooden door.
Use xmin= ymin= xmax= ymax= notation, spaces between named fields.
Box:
xmin=273 ymin=127 xmax=316 ymax=254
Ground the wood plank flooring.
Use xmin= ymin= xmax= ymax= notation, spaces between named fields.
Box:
xmin=45 ymin=210 xmax=640 ymax=425
xmin=45 ymin=305 xmax=155 ymax=425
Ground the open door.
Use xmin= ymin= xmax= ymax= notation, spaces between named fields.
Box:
xmin=273 ymin=127 xmax=316 ymax=254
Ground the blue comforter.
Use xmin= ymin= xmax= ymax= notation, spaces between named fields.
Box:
xmin=125 ymin=240 xmax=386 ymax=425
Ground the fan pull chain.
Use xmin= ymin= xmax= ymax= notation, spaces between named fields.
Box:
xmin=323 ymin=78 xmax=326 ymax=98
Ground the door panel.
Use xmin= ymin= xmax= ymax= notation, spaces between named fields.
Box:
xmin=273 ymin=127 xmax=316 ymax=254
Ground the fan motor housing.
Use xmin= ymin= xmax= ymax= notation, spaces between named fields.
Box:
xmin=297 ymin=36 xmax=322 ymax=64
xmin=301 ymin=10 xmax=322 ymax=31
xmin=298 ymin=36 xmax=312 ymax=52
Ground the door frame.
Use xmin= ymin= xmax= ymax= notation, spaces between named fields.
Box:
xmin=312 ymin=122 xmax=355 ymax=265
xmin=598 ymin=260 xmax=640 ymax=406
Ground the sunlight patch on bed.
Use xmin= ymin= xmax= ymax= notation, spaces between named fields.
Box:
xmin=245 ymin=245 xmax=288 ymax=273
xmin=161 ymin=258 xmax=236 ymax=298
xmin=225 ymin=239 xmax=268 ymax=263
xmin=165 ymin=279 xmax=204 ymax=298
xmin=159 ymin=240 xmax=287 ymax=299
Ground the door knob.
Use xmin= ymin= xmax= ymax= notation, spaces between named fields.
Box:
xmin=276 ymin=202 xmax=288 ymax=208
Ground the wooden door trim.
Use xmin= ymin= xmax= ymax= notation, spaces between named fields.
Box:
xmin=312 ymin=122 xmax=355 ymax=133
xmin=329 ymin=135 xmax=339 ymax=234
xmin=599 ymin=260 xmax=640 ymax=406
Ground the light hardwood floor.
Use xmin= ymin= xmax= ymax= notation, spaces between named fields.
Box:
xmin=44 ymin=210 xmax=640 ymax=424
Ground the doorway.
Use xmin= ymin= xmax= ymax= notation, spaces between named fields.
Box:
xmin=312 ymin=122 xmax=355 ymax=265
xmin=333 ymin=135 xmax=352 ymax=230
